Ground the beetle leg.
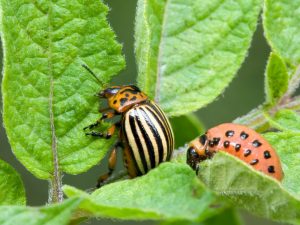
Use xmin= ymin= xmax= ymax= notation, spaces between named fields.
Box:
xmin=96 ymin=142 xmax=124 ymax=188
xmin=85 ymin=121 xmax=117 ymax=139
xmin=83 ymin=111 xmax=116 ymax=130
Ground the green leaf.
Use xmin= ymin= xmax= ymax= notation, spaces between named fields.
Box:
xmin=170 ymin=113 xmax=205 ymax=148
xmin=0 ymin=159 xmax=26 ymax=205
xmin=264 ymin=53 xmax=289 ymax=106
xmin=267 ymin=109 xmax=300 ymax=133
xmin=264 ymin=132 xmax=300 ymax=196
xmin=263 ymin=0 xmax=300 ymax=66
xmin=0 ymin=198 xmax=81 ymax=225
xmin=135 ymin=0 xmax=262 ymax=116
xmin=1 ymin=0 xmax=125 ymax=179
xmin=64 ymin=163 xmax=225 ymax=221
xmin=159 ymin=208 xmax=243 ymax=225
xmin=198 ymin=151 xmax=300 ymax=224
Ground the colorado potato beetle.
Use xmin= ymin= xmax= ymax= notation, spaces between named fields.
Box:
xmin=83 ymin=65 xmax=174 ymax=188
xmin=187 ymin=123 xmax=283 ymax=181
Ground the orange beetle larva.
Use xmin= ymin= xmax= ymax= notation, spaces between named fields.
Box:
xmin=186 ymin=123 xmax=283 ymax=181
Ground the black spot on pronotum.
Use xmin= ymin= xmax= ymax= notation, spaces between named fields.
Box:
xmin=223 ymin=141 xmax=230 ymax=148
xmin=235 ymin=144 xmax=241 ymax=151
xmin=225 ymin=130 xmax=234 ymax=137
xmin=199 ymin=134 xmax=207 ymax=145
xmin=240 ymin=131 xmax=249 ymax=140
xmin=113 ymin=100 xmax=117 ymax=104
xmin=268 ymin=165 xmax=275 ymax=173
xmin=125 ymin=93 xmax=129 ymax=97
xmin=120 ymin=88 xmax=139 ymax=94
xmin=250 ymin=159 xmax=259 ymax=165
xmin=244 ymin=149 xmax=251 ymax=157
xmin=213 ymin=137 xmax=220 ymax=145
xmin=130 ymin=96 xmax=137 ymax=101
xmin=252 ymin=140 xmax=262 ymax=147
xmin=120 ymin=98 xmax=128 ymax=106
xmin=264 ymin=150 xmax=271 ymax=159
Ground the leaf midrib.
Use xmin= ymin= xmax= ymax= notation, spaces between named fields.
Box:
xmin=47 ymin=1 xmax=62 ymax=202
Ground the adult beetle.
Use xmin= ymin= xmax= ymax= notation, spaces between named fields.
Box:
xmin=83 ymin=65 xmax=174 ymax=187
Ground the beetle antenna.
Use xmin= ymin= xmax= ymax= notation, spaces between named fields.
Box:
xmin=82 ymin=64 xmax=104 ymax=86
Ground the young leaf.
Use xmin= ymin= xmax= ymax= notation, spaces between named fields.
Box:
xmin=170 ymin=113 xmax=205 ymax=148
xmin=135 ymin=0 xmax=262 ymax=116
xmin=0 ymin=198 xmax=81 ymax=225
xmin=198 ymin=151 xmax=300 ymax=224
xmin=0 ymin=159 xmax=26 ymax=205
xmin=264 ymin=132 xmax=300 ymax=195
xmin=267 ymin=109 xmax=300 ymax=133
xmin=64 ymin=163 xmax=225 ymax=221
xmin=1 ymin=0 xmax=124 ymax=181
xmin=264 ymin=53 xmax=289 ymax=106
xmin=263 ymin=0 xmax=300 ymax=66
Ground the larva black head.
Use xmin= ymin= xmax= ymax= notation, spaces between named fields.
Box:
xmin=187 ymin=135 xmax=209 ymax=171
xmin=186 ymin=147 xmax=200 ymax=170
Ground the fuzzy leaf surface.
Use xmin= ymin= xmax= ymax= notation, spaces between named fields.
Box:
xmin=159 ymin=208 xmax=243 ymax=225
xmin=135 ymin=0 xmax=262 ymax=116
xmin=264 ymin=132 xmax=300 ymax=196
xmin=1 ymin=0 xmax=124 ymax=179
xmin=0 ymin=159 xmax=26 ymax=205
xmin=64 ymin=163 xmax=224 ymax=221
xmin=268 ymin=110 xmax=300 ymax=133
xmin=0 ymin=198 xmax=81 ymax=225
xmin=198 ymin=150 xmax=300 ymax=224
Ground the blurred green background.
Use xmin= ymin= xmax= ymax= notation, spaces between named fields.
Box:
xmin=0 ymin=0 xmax=289 ymax=224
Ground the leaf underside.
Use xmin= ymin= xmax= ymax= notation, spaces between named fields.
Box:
xmin=198 ymin=148 xmax=300 ymax=224
xmin=1 ymin=0 xmax=125 ymax=179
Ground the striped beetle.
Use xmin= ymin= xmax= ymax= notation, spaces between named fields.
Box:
xmin=83 ymin=65 xmax=174 ymax=188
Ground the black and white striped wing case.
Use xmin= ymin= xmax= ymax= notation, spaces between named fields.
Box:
xmin=122 ymin=101 xmax=174 ymax=175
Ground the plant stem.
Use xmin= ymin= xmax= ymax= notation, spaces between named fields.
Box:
xmin=49 ymin=172 xmax=63 ymax=203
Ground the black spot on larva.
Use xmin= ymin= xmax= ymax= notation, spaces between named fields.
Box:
xmin=223 ymin=141 xmax=230 ymax=148
xmin=235 ymin=144 xmax=241 ymax=151
xmin=268 ymin=165 xmax=275 ymax=173
xmin=199 ymin=134 xmax=207 ymax=145
xmin=250 ymin=159 xmax=259 ymax=165
xmin=113 ymin=100 xmax=117 ymax=104
xmin=252 ymin=140 xmax=262 ymax=147
xmin=244 ymin=149 xmax=251 ymax=157
xmin=130 ymin=96 xmax=137 ymax=101
xmin=213 ymin=137 xmax=220 ymax=145
xmin=209 ymin=140 xmax=214 ymax=147
xmin=125 ymin=93 xmax=129 ymax=97
xmin=225 ymin=130 xmax=234 ymax=137
xmin=120 ymin=98 xmax=128 ymax=106
xmin=264 ymin=150 xmax=271 ymax=159
xmin=240 ymin=131 xmax=249 ymax=140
